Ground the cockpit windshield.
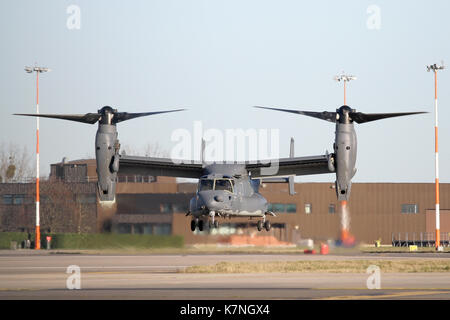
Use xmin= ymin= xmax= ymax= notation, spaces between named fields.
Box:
xmin=199 ymin=179 xmax=214 ymax=191
xmin=214 ymin=179 xmax=234 ymax=193
xmin=198 ymin=178 xmax=234 ymax=193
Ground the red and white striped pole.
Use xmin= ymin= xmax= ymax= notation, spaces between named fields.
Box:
xmin=427 ymin=62 xmax=445 ymax=251
xmin=36 ymin=70 xmax=41 ymax=250
xmin=344 ymin=79 xmax=346 ymax=105
xmin=25 ymin=65 xmax=50 ymax=250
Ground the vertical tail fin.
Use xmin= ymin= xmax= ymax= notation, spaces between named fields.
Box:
xmin=201 ymin=138 xmax=205 ymax=165
xmin=290 ymin=137 xmax=295 ymax=158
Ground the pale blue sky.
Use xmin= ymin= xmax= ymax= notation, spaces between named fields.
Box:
xmin=1 ymin=0 xmax=449 ymax=182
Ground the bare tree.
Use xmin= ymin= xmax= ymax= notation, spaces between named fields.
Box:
xmin=38 ymin=180 xmax=78 ymax=233
xmin=0 ymin=143 xmax=33 ymax=183
xmin=34 ymin=181 xmax=94 ymax=233
xmin=121 ymin=141 xmax=169 ymax=158
xmin=143 ymin=141 xmax=169 ymax=157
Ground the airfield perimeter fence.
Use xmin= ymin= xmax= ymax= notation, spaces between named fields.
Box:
xmin=4 ymin=175 xmax=156 ymax=184
xmin=392 ymin=232 xmax=450 ymax=247
xmin=85 ymin=175 xmax=157 ymax=183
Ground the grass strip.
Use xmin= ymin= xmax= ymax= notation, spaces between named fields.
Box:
xmin=183 ymin=259 xmax=450 ymax=273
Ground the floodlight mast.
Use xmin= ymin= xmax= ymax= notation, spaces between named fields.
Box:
xmin=427 ymin=62 xmax=445 ymax=251
xmin=334 ymin=73 xmax=357 ymax=105
xmin=24 ymin=64 xmax=50 ymax=250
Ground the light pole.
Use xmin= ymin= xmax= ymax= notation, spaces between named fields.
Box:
xmin=427 ymin=62 xmax=445 ymax=251
xmin=25 ymin=65 xmax=50 ymax=250
xmin=334 ymin=73 xmax=357 ymax=105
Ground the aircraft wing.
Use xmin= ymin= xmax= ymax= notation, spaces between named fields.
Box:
xmin=245 ymin=154 xmax=333 ymax=178
xmin=118 ymin=155 xmax=204 ymax=179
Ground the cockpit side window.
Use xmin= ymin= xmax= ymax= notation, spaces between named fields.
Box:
xmin=214 ymin=179 xmax=234 ymax=193
xmin=199 ymin=179 xmax=214 ymax=191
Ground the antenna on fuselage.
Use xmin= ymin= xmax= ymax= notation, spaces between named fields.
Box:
xmin=201 ymin=138 xmax=205 ymax=165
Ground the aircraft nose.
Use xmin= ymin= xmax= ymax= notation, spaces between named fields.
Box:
xmin=198 ymin=191 xmax=229 ymax=211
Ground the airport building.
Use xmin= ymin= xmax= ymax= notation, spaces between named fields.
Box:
xmin=0 ymin=158 xmax=449 ymax=245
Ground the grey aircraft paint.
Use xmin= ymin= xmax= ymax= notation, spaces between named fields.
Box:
xmin=187 ymin=163 xmax=271 ymax=231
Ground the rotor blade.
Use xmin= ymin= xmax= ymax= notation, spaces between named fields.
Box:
xmin=349 ymin=111 xmax=427 ymax=124
xmin=113 ymin=109 xmax=186 ymax=123
xmin=14 ymin=113 xmax=101 ymax=124
xmin=254 ymin=106 xmax=336 ymax=123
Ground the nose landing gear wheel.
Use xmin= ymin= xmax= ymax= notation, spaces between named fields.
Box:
xmin=264 ymin=220 xmax=271 ymax=231
xmin=190 ymin=219 xmax=197 ymax=232
xmin=214 ymin=220 xmax=219 ymax=229
xmin=198 ymin=219 xmax=204 ymax=231
xmin=257 ymin=220 xmax=263 ymax=231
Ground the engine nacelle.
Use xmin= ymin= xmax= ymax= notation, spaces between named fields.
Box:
xmin=334 ymin=121 xmax=357 ymax=201
xmin=95 ymin=124 xmax=119 ymax=202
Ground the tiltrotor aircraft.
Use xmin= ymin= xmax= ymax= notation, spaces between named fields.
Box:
xmin=16 ymin=105 xmax=424 ymax=232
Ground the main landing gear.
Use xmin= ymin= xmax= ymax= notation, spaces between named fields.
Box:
xmin=256 ymin=216 xmax=271 ymax=232
xmin=190 ymin=218 xmax=204 ymax=231
xmin=209 ymin=211 xmax=219 ymax=229
xmin=209 ymin=220 xmax=219 ymax=229
xmin=190 ymin=213 xmax=219 ymax=232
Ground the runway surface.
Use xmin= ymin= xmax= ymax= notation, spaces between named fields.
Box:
xmin=0 ymin=251 xmax=449 ymax=300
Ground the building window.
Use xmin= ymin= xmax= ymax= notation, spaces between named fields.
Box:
xmin=2 ymin=195 xmax=13 ymax=205
xmin=154 ymin=224 xmax=171 ymax=235
xmin=172 ymin=203 xmax=188 ymax=213
xmin=160 ymin=203 xmax=173 ymax=213
xmin=1 ymin=195 xmax=29 ymax=205
xmin=305 ymin=203 xmax=312 ymax=214
xmin=268 ymin=203 xmax=297 ymax=213
xmin=401 ymin=204 xmax=419 ymax=214
xmin=286 ymin=204 xmax=297 ymax=213
xmin=13 ymin=195 xmax=25 ymax=205
xmin=120 ymin=223 xmax=172 ymax=235
xmin=272 ymin=203 xmax=286 ymax=212
xmin=133 ymin=224 xmax=144 ymax=234
xmin=328 ymin=204 xmax=336 ymax=214
xmin=117 ymin=224 xmax=132 ymax=234
xmin=143 ymin=224 xmax=153 ymax=234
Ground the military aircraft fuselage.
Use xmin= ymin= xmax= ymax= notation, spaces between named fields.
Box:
xmin=189 ymin=164 xmax=268 ymax=219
